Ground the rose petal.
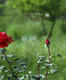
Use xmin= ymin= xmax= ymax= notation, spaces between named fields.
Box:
xmin=0 ymin=32 xmax=13 ymax=48
xmin=0 ymin=42 xmax=8 ymax=48
xmin=7 ymin=36 xmax=14 ymax=43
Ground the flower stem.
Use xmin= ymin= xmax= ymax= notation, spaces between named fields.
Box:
xmin=45 ymin=45 xmax=51 ymax=80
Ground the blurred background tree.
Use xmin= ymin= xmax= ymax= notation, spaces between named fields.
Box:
xmin=1 ymin=0 xmax=64 ymax=39
xmin=0 ymin=0 xmax=65 ymax=39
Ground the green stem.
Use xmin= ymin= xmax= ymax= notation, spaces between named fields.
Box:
xmin=45 ymin=45 xmax=51 ymax=80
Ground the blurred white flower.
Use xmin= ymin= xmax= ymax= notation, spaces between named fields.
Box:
xmin=50 ymin=69 xmax=57 ymax=74
xmin=28 ymin=71 xmax=32 ymax=74
xmin=0 ymin=66 xmax=5 ymax=70
xmin=40 ymin=74 xmax=45 ymax=79
xmin=47 ymin=63 xmax=53 ymax=67
xmin=45 ymin=13 xmax=50 ymax=18
xmin=37 ymin=60 xmax=40 ymax=64
xmin=18 ymin=76 xmax=24 ymax=80
xmin=7 ymin=54 xmax=14 ymax=58
xmin=0 ymin=75 xmax=4 ymax=80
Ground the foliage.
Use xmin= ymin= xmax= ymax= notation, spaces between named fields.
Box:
xmin=7 ymin=0 xmax=63 ymax=16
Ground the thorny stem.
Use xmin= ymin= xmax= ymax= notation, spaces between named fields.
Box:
xmin=2 ymin=48 xmax=19 ymax=80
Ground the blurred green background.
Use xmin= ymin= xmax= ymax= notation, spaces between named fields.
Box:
xmin=0 ymin=0 xmax=66 ymax=80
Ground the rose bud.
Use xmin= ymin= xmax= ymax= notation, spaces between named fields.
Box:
xmin=45 ymin=39 xmax=50 ymax=46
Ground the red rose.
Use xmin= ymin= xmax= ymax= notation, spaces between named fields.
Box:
xmin=45 ymin=39 xmax=50 ymax=46
xmin=0 ymin=32 xmax=13 ymax=48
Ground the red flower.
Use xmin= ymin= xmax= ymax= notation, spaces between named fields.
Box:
xmin=0 ymin=32 xmax=13 ymax=48
xmin=45 ymin=39 xmax=50 ymax=46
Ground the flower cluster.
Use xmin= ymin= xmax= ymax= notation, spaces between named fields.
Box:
xmin=0 ymin=32 xmax=13 ymax=48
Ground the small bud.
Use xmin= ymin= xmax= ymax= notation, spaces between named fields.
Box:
xmin=45 ymin=39 xmax=50 ymax=46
